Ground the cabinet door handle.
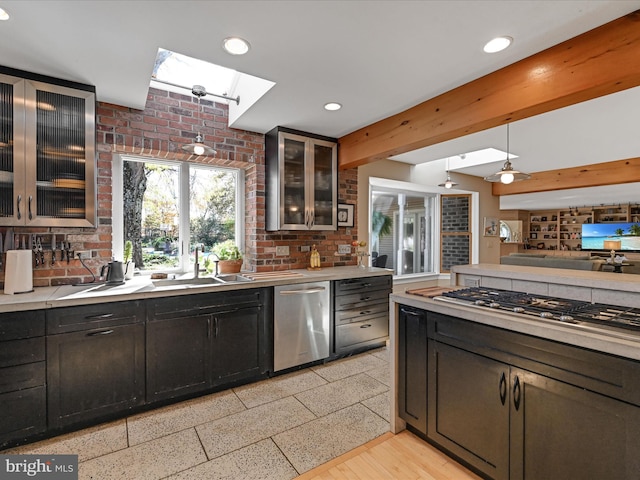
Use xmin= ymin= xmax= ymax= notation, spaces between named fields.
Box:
xmin=87 ymin=329 xmax=114 ymax=336
xmin=214 ymin=317 xmax=219 ymax=338
xmin=16 ymin=194 xmax=21 ymax=220
xmin=360 ymin=324 xmax=372 ymax=329
xmin=309 ymin=210 xmax=315 ymax=229
xmin=499 ymin=372 xmax=507 ymax=405
xmin=207 ymin=316 xmax=211 ymax=339
xmin=85 ymin=313 xmax=115 ymax=320
xmin=513 ymin=375 xmax=521 ymax=411
xmin=400 ymin=308 xmax=423 ymax=318
xmin=28 ymin=195 xmax=33 ymax=220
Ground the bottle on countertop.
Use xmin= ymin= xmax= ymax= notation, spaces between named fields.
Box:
xmin=310 ymin=245 xmax=320 ymax=268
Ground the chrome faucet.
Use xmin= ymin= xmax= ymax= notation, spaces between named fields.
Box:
xmin=194 ymin=245 xmax=201 ymax=277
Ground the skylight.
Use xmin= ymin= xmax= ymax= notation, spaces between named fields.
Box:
xmin=448 ymin=148 xmax=517 ymax=171
xmin=149 ymin=48 xmax=275 ymax=127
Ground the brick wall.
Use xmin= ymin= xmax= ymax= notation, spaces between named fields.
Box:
xmin=0 ymin=87 xmax=358 ymax=287
xmin=441 ymin=195 xmax=471 ymax=271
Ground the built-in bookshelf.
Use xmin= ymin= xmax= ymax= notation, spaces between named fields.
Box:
xmin=521 ymin=204 xmax=639 ymax=251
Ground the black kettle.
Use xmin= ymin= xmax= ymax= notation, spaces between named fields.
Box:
xmin=101 ymin=260 xmax=125 ymax=285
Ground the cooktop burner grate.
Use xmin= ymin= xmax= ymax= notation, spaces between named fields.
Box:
xmin=438 ymin=287 xmax=640 ymax=332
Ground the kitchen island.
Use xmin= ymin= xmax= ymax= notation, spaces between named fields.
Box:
xmin=0 ymin=266 xmax=392 ymax=449
xmin=389 ymin=263 xmax=640 ymax=480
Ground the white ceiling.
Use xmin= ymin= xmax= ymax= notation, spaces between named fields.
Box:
xmin=1 ymin=0 xmax=639 ymax=209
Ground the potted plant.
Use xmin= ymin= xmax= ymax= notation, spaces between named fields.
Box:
xmin=211 ymin=240 xmax=243 ymax=274
xmin=123 ymin=240 xmax=135 ymax=279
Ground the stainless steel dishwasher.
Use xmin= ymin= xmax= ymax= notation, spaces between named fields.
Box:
xmin=273 ymin=281 xmax=330 ymax=372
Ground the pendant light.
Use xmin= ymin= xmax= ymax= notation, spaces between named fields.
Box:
xmin=438 ymin=157 xmax=458 ymax=189
xmin=182 ymin=85 xmax=216 ymax=156
xmin=484 ymin=124 xmax=530 ymax=184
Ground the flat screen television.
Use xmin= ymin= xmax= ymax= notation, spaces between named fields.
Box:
xmin=581 ymin=222 xmax=640 ymax=252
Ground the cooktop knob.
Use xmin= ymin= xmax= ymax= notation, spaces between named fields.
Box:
xmin=489 ymin=302 xmax=501 ymax=308
xmin=475 ymin=300 xmax=486 ymax=306
xmin=540 ymin=312 xmax=554 ymax=318
xmin=513 ymin=307 xmax=525 ymax=313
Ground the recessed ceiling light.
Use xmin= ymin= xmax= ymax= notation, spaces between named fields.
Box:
xmin=324 ymin=102 xmax=342 ymax=111
xmin=223 ymin=37 xmax=250 ymax=55
xmin=483 ymin=36 xmax=513 ymax=53
xmin=0 ymin=7 xmax=10 ymax=21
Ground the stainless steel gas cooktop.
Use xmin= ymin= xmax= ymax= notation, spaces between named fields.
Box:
xmin=434 ymin=287 xmax=640 ymax=333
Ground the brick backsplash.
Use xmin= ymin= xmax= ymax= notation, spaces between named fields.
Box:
xmin=0 ymin=88 xmax=358 ymax=287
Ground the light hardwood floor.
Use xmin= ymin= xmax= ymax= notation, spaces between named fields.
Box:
xmin=296 ymin=430 xmax=482 ymax=480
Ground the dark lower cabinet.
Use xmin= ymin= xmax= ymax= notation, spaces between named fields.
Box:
xmin=426 ymin=311 xmax=640 ymax=480
xmin=146 ymin=289 xmax=270 ymax=403
xmin=46 ymin=301 xmax=146 ymax=429
xmin=429 ymin=342 xmax=509 ymax=479
xmin=211 ymin=306 xmax=264 ymax=385
xmin=0 ymin=310 xmax=46 ymax=448
xmin=510 ymin=369 xmax=640 ymax=480
xmin=146 ymin=314 xmax=211 ymax=402
xmin=397 ymin=305 xmax=428 ymax=436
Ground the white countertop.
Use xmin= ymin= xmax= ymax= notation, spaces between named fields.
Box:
xmin=0 ymin=266 xmax=393 ymax=312
xmin=391 ymin=291 xmax=640 ymax=361
xmin=453 ymin=263 xmax=640 ymax=293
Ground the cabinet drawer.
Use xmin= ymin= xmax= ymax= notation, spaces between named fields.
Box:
xmin=336 ymin=303 xmax=389 ymax=324
xmin=335 ymin=289 xmax=390 ymax=310
xmin=335 ymin=315 xmax=389 ymax=350
xmin=0 ymin=337 xmax=45 ymax=368
xmin=47 ymin=300 xmax=145 ymax=333
xmin=335 ymin=276 xmax=392 ymax=295
xmin=0 ymin=386 xmax=46 ymax=446
xmin=148 ymin=289 xmax=263 ymax=320
xmin=0 ymin=362 xmax=45 ymax=394
xmin=429 ymin=312 xmax=640 ymax=406
xmin=0 ymin=310 xmax=45 ymax=341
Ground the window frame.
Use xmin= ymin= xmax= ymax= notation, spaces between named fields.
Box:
xmin=369 ymin=177 xmax=479 ymax=282
xmin=113 ymin=154 xmax=245 ymax=274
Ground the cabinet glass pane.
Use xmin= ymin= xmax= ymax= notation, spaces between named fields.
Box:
xmin=36 ymin=90 xmax=86 ymax=218
xmin=313 ymin=144 xmax=333 ymax=226
xmin=0 ymin=82 xmax=14 ymax=217
xmin=283 ymin=138 xmax=305 ymax=225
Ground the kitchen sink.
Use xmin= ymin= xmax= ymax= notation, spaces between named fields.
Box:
xmin=152 ymin=276 xmax=226 ymax=287
xmin=152 ymin=274 xmax=252 ymax=288
xmin=215 ymin=274 xmax=252 ymax=282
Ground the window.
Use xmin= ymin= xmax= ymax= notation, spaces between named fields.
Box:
xmin=370 ymin=183 xmax=437 ymax=276
xmin=369 ymin=177 xmax=478 ymax=278
xmin=114 ymin=156 xmax=244 ymax=274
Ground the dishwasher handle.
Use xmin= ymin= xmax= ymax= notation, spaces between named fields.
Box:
xmin=279 ymin=287 xmax=326 ymax=295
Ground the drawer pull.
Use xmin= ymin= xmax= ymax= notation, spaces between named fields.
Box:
xmin=87 ymin=329 xmax=114 ymax=336
xmin=85 ymin=313 xmax=115 ymax=320
xmin=359 ymin=310 xmax=372 ymax=315
xmin=360 ymin=296 xmax=372 ymax=301
xmin=360 ymin=324 xmax=372 ymax=329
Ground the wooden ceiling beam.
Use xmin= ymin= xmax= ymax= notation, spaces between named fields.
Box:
xmin=338 ymin=10 xmax=640 ymax=170
xmin=491 ymin=157 xmax=640 ymax=195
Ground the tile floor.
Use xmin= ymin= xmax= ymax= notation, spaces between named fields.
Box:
xmin=6 ymin=348 xmax=391 ymax=480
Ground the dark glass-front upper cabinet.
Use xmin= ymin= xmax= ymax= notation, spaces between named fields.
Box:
xmin=266 ymin=127 xmax=337 ymax=231
xmin=0 ymin=71 xmax=96 ymax=226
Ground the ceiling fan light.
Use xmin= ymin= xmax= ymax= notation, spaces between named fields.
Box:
xmin=501 ymin=172 xmax=515 ymax=184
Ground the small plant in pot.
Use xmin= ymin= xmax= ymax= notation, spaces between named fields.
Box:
xmin=211 ymin=240 xmax=243 ymax=274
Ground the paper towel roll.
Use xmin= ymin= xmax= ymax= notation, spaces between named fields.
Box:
xmin=4 ymin=250 xmax=33 ymax=294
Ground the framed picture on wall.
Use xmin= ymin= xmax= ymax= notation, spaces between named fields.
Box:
xmin=483 ymin=217 xmax=498 ymax=237
xmin=338 ymin=204 xmax=354 ymax=227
